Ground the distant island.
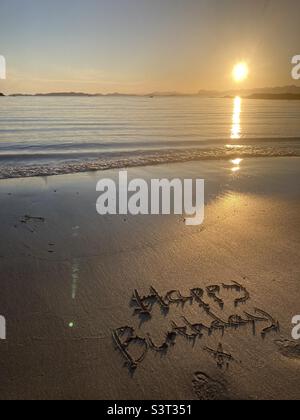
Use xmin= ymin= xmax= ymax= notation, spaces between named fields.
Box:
xmin=1 ymin=85 xmax=300 ymax=99
xmin=246 ymin=93 xmax=300 ymax=100
xmin=199 ymin=85 xmax=300 ymax=98
xmin=7 ymin=91 xmax=184 ymax=98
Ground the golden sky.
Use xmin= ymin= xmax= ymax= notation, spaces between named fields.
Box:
xmin=0 ymin=0 xmax=299 ymax=94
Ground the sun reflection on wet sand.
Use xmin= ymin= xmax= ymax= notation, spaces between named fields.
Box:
xmin=72 ymin=258 xmax=80 ymax=300
xmin=231 ymin=158 xmax=243 ymax=173
xmin=231 ymin=96 xmax=242 ymax=140
xmin=231 ymin=158 xmax=243 ymax=166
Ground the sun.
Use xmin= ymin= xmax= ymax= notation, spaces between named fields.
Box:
xmin=233 ymin=62 xmax=249 ymax=83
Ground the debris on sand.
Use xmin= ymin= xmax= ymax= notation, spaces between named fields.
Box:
xmin=17 ymin=215 xmax=46 ymax=233
xmin=20 ymin=215 xmax=45 ymax=223
xmin=192 ymin=372 xmax=229 ymax=400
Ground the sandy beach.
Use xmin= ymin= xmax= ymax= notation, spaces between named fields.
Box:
xmin=0 ymin=157 xmax=299 ymax=400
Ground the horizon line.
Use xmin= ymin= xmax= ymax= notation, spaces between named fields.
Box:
xmin=1 ymin=84 xmax=300 ymax=97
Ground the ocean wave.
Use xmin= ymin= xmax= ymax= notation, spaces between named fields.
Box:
xmin=1 ymin=136 xmax=300 ymax=154
xmin=0 ymin=145 xmax=299 ymax=179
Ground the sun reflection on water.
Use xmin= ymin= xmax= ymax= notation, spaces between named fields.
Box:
xmin=231 ymin=96 xmax=242 ymax=140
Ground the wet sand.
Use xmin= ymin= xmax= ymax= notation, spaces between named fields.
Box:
xmin=0 ymin=157 xmax=299 ymax=400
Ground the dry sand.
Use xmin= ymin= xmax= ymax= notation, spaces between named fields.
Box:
xmin=0 ymin=157 xmax=299 ymax=400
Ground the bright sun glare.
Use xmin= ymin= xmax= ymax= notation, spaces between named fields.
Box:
xmin=233 ymin=63 xmax=249 ymax=83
